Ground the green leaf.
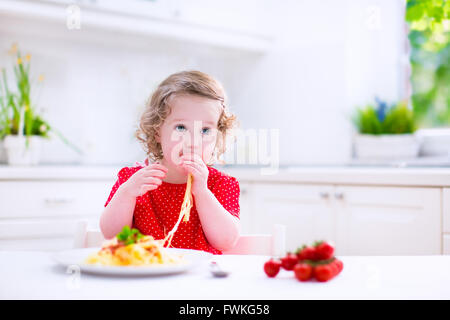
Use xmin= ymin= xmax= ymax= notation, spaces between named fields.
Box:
xmin=406 ymin=3 xmax=424 ymax=22
xmin=0 ymin=45 xmax=84 ymax=150
xmin=116 ymin=225 xmax=144 ymax=245
xmin=303 ymin=257 xmax=336 ymax=267
xmin=117 ymin=225 xmax=131 ymax=241
xmin=295 ymin=245 xmax=307 ymax=254
xmin=352 ymin=105 xmax=383 ymax=134
xmin=352 ymin=101 xmax=417 ymax=134
xmin=312 ymin=240 xmax=324 ymax=247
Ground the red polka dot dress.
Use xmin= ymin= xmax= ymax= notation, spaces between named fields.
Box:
xmin=104 ymin=165 xmax=240 ymax=255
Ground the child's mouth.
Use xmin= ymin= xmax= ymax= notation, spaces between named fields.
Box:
xmin=178 ymin=149 xmax=197 ymax=159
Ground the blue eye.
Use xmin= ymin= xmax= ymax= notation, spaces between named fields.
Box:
xmin=175 ymin=125 xmax=186 ymax=132
xmin=175 ymin=125 xmax=211 ymax=135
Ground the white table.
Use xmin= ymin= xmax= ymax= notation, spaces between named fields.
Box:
xmin=1 ymin=250 xmax=450 ymax=300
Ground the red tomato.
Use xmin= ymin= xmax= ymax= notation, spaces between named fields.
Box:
xmin=328 ymin=259 xmax=340 ymax=277
xmin=296 ymin=246 xmax=319 ymax=261
xmin=294 ymin=263 xmax=313 ymax=282
xmin=335 ymin=259 xmax=344 ymax=274
xmin=314 ymin=264 xmax=335 ymax=282
xmin=314 ymin=241 xmax=335 ymax=260
xmin=281 ymin=252 xmax=298 ymax=271
xmin=264 ymin=259 xmax=282 ymax=278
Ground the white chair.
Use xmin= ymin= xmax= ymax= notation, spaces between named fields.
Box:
xmin=73 ymin=220 xmax=106 ymax=249
xmin=73 ymin=220 xmax=286 ymax=256
xmin=222 ymin=224 xmax=286 ymax=255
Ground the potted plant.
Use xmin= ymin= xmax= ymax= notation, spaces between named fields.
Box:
xmin=352 ymin=97 xmax=420 ymax=160
xmin=0 ymin=44 xmax=81 ymax=165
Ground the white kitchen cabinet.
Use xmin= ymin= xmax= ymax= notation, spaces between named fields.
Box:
xmin=0 ymin=0 xmax=274 ymax=53
xmin=251 ymin=183 xmax=335 ymax=253
xmin=0 ymin=166 xmax=447 ymax=255
xmin=0 ymin=179 xmax=112 ymax=251
xmin=443 ymin=188 xmax=450 ymax=233
xmin=443 ymin=188 xmax=450 ymax=255
xmin=334 ymin=186 xmax=441 ymax=256
xmin=0 ymin=181 xmax=110 ymax=218
xmin=249 ymin=183 xmax=442 ymax=256
xmin=174 ymin=0 xmax=275 ymax=38
xmin=444 ymin=235 xmax=450 ymax=255
xmin=0 ymin=237 xmax=76 ymax=251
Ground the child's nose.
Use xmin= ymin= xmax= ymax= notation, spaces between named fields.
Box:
xmin=182 ymin=145 xmax=201 ymax=156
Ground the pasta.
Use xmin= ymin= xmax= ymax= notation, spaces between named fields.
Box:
xmin=163 ymin=173 xmax=193 ymax=248
xmin=85 ymin=230 xmax=184 ymax=267
xmin=86 ymin=171 xmax=195 ymax=267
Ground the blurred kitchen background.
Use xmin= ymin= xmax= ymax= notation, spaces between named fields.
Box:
xmin=0 ymin=0 xmax=449 ymax=255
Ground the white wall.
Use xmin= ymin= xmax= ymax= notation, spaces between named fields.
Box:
xmin=345 ymin=0 xmax=407 ymax=111
xmin=0 ymin=0 xmax=406 ymax=166
xmin=230 ymin=0 xmax=406 ymax=166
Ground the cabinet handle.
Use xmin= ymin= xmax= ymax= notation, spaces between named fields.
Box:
xmin=44 ymin=197 xmax=75 ymax=205
xmin=319 ymin=192 xmax=330 ymax=199
xmin=334 ymin=192 xmax=344 ymax=200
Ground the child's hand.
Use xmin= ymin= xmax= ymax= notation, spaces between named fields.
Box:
xmin=121 ymin=163 xmax=168 ymax=197
xmin=181 ymin=153 xmax=209 ymax=196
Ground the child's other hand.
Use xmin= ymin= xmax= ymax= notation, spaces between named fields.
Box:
xmin=134 ymin=158 xmax=149 ymax=167
xmin=181 ymin=153 xmax=209 ymax=196
xmin=121 ymin=163 xmax=168 ymax=197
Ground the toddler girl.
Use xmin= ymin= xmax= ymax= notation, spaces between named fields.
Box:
xmin=100 ymin=70 xmax=241 ymax=254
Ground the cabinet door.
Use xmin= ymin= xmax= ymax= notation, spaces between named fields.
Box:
xmin=0 ymin=181 xmax=112 ymax=218
xmin=334 ymin=186 xmax=441 ymax=255
xmin=0 ymin=179 xmax=110 ymax=251
xmin=0 ymin=238 xmax=76 ymax=251
xmin=443 ymin=188 xmax=450 ymax=233
xmin=0 ymin=216 xmax=100 ymax=240
xmin=252 ymin=183 xmax=335 ymax=252
xmin=443 ymin=234 xmax=450 ymax=255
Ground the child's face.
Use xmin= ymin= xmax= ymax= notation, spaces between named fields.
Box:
xmin=158 ymin=94 xmax=222 ymax=169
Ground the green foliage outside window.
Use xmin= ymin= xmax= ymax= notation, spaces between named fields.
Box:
xmin=406 ymin=0 xmax=450 ymax=127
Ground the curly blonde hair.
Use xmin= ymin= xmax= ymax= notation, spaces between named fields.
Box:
xmin=136 ymin=70 xmax=239 ymax=165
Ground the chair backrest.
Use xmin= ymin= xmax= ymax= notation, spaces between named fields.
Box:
xmin=73 ymin=220 xmax=286 ymax=256
xmin=223 ymin=224 xmax=286 ymax=255
xmin=222 ymin=234 xmax=272 ymax=255
xmin=73 ymin=220 xmax=106 ymax=249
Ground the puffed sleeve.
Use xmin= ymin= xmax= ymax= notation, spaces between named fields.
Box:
xmin=210 ymin=174 xmax=240 ymax=219
xmin=104 ymin=167 xmax=139 ymax=207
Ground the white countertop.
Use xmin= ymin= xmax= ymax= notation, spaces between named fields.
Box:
xmin=0 ymin=164 xmax=449 ymax=187
xmin=225 ymin=166 xmax=450 ymax=187
xmin=1 ymin=250 xmax=450 ymax=299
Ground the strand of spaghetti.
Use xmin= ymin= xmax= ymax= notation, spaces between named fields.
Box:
xmin=163 ymin=173 xmax=193 ymax=248
xmin=163 ymin=206 xmax=185 ymax=248
xmin=182 ymin=173 xmax=194 ymax=222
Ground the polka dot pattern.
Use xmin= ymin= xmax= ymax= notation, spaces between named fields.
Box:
xmin=104 ymin=165 xmax=240 ymax=255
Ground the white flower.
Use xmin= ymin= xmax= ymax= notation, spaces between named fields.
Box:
xmin=39 ymin=124 xmax=47 ymax=133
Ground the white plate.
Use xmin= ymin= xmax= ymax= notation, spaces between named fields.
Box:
xmin=53 ymin=247 xmax=212 ymax=276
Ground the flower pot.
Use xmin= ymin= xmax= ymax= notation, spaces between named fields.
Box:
xmin=416 ymin=128 xmax=450 ymax=157
xmin=354 ymin=133 xmax=420 ymax=160
xmin=3 ymin=135 xmax=43 ymax=166
xmin=0 ymin=140 xmax=7 ymax=164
